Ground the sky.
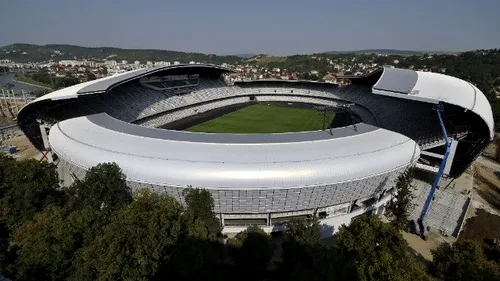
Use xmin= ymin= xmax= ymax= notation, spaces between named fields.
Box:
xmin=0 ymin=0 xmax=499 ymax=56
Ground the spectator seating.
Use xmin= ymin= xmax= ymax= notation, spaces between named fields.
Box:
xmin=51 ymin=78 xmax=449 ymax=143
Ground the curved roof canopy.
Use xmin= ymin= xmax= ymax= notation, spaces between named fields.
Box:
xmin=49 ymin=113 xmax=420 ymax=189
xmin=18 ymin=64 xmax=232 ymax=113
xmin=372 ymin=67 xmax=494 ymax=139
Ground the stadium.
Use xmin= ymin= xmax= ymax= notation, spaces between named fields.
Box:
xmin=17 ymin=65 xmax=494 ymax=236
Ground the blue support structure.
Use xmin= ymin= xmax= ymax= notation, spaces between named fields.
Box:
xmin=418 ymin=103 xmax=452 ymax=238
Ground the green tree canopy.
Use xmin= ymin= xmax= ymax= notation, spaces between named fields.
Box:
xmin=12 ymin=206 xmax=104 ymax=281
xmin=65 ymin=162 xmax=132 ymax=215
xmin=334 ymin=214 xmax=433 ymax=281
xmin=279 ymin=218 xmax=338 ymax=281
xmin=154 ymin=188 xmax=224 ymax=281
xmin=74 ymin=189 xmax=183 ymax=281
xmin=227 ymin=225 xmax=274 ymax=278
xmin=0 ymin=158 xmax=62 ymax=231
xmin=385 ymin=168 xmax=415 ymax=229
xmin=430 ymin=240 xmax=500 ymax=281
xmin=156 ymin=236 xmax=222 ymax=281
xmin=183 ymin=188 xmax=221 ymax=239
xmin=85 ymin=68 xmax=96 ymax=81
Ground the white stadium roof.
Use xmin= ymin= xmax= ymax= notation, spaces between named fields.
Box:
xmin=372 ymin=67 xmax=494 ymax=139
xmin=49 ymin=114 xmax=420 ymax=189
xmin=20 ymin=64 xmax=232 ymax=106
xmin=18 ymin=65 xmax=494 ymax=187
xmin=22 ymin=66 xmax=494 ymax=140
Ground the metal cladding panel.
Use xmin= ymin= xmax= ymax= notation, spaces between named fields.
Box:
xmin=57 ymin=156 xmax=404 ymax=213
xmin=413 ymin=71 xmax=494 ymax=139
xmin=77 ymin=68 xmax=158 ymax=94
xmin=49 ymin=114 xmax=421 ymax=189
xmin=76 ymin=64 xmax=232 ymax=94
xmin=21 ymin=70 xmax=143 ymax=106
xmin=470 ymin=84 xmax=495 ymax=139
xmin=373 ymin=67 xmax=418 ymax=94
xmin=18 ymin=64 xmax=233 ymax=120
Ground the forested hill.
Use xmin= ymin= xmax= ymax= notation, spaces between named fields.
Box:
xmin=325 ymin=49 xmax=433 ymax=55
xmin=0 ymin=44 xmax=244 ymax=64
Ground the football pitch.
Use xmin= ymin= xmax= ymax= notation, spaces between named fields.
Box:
xmin=186 ymin=104 xmax=333 ymax=133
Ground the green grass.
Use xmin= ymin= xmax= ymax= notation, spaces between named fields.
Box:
xmin=186 ymin=104 xmax=333 ymax=134
xmin=13 ymin=76 xmax=52 ymax=89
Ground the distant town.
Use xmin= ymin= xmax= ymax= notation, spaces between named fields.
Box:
xmin=0 ymin=45 xmax=498 ymax=108
xmin=0 ymin=55 xmax=394 ymax=86
xmin=0 ymin=44 xmax=475 ymax=87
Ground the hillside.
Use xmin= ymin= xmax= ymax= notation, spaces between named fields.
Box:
xmin=325 ymin=49 xmax=443 ymax=55
xmin=0 ymin=44 xmax=244 ymax=64
xmin=246 ymin=54 xmax=287 ymax=63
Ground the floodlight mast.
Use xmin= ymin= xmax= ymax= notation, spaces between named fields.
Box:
xmin=418 ymin=103 xmax=451 ymax=238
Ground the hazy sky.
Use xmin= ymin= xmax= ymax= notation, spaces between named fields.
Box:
xmin=1 ymin=0 xmax=499 ymax=55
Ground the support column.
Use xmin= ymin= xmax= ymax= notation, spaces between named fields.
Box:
xmin=21 ymin=90 xmax=27 ymax=105
xmin=11 ymin=90 xmax=19 ymax=113
xmin=1 ymin=89 xmax=8 ymax=113
xmin=444 ymin=139 xmax=458 ymax=175
xmin=6 ymin=90 xmax=14 ymax=118
xmin=39 ymin=124 xmax=53 ymax=163
xmin=220 ymin=213 xmax=225 ymax=227
xmin=39 ymin=124 xmax=50 ymax=150
xmin=0 ymin=89 xmax=5 ymax=117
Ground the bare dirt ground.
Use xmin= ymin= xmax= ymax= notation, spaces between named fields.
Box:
xmin=0 ymin=116 xmax=15 ymax=126
xmin=3 ymin=134 xmax=40 ymax=160
xmin=456 ymin=139 xmax=500 ymax=262
xmin=472 ymin=159 xmax=500 ymax=213
xmin=403 ymin=231 xmax=444 ymax=262
xmin=483 ymin=137 xmax=498 ymax=160
xmin=459 ymin=208 xmax=500 ymax=261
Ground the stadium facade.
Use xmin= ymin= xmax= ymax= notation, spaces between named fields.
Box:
xmin=18 ymin=65 xmax=494 ymax=235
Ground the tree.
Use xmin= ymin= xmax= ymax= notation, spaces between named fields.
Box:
xmin=0 ymin=154 xmax=16 ymax=197
xmin=65 ymin=162 xmax=132 ymax=216
xmin=85 ymin=69 xmax=96 ymax=81
xmin=156 ymin=236 xmax=222 ymax=281
xmin=153 ymin=189 xmax=224 ymax=281
xmin=278 ymin=218 xmax=338 ymax=281
xmin=7 ymin=162 xmax=134 ymax=281
xmin=283 ymin=217 xmax=324 ymax=246
xmin=183 ymin=188 xmax=221 ymax=239
xmin=334 ymin=214 xmax=433 ymax=281
xmin=385 ymin=168 xmax=415 ymax=229
xmin=0 ymin=158 xmax=62 ymax=231
xmin=11 ymin=206 xmax=104 ymax=281
xmin=227 ymin=225 xmax=273 ymax=278
xmin=31 ymin=88 xmax=51 ymax=97
xmin=73 ymin=189 xmax=184 ymax=281
xmin=430 ymin=240 xmax=500 ymax=281
xmin=100 ymin=66 xmax=108 ymax=75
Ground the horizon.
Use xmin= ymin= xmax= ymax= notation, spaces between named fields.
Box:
xmin=1 ymin=0 xmax=499 ymax=56
xmin=0 ymin=42 xmax=485 ymax=57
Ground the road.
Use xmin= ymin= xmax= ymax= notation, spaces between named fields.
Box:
xmin=0 ymin=73 xmax=45 ymax=93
